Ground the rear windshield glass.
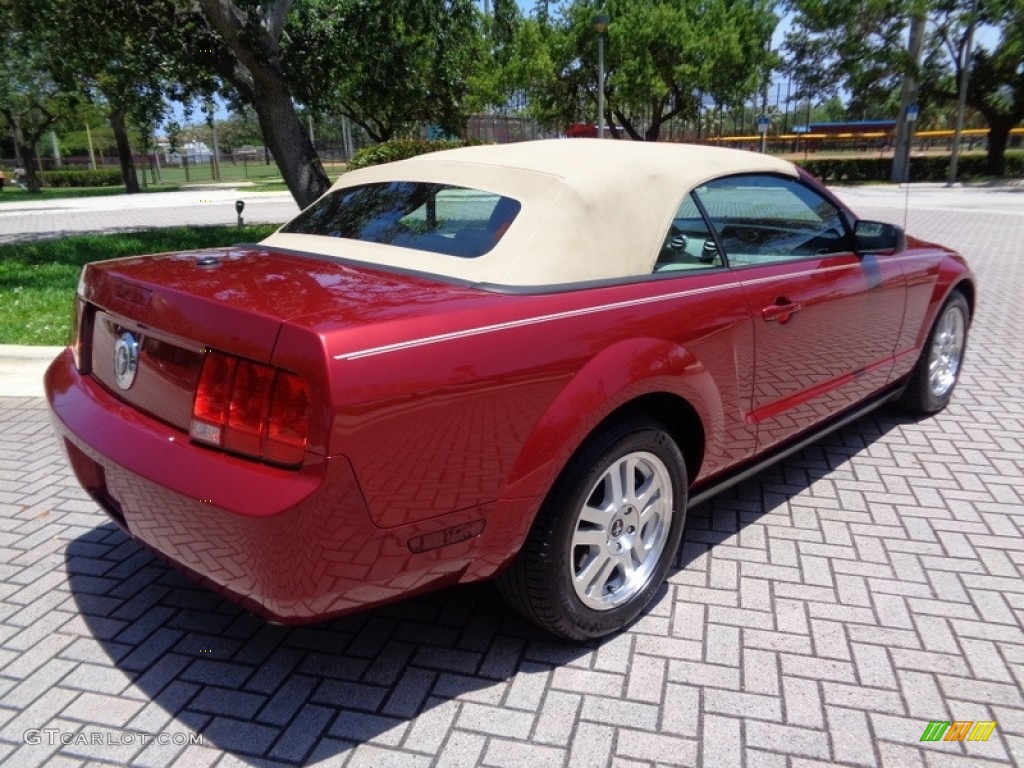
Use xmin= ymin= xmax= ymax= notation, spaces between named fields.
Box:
xmin=280 ymin=182 xmax=521 ymax=258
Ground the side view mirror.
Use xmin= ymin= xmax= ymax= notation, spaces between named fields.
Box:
xmin=854 ymin=220 xmax=905 ymax=253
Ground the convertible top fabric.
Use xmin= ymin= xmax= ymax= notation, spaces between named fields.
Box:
xmin=261 ymin=139 xmax=799 ymax=287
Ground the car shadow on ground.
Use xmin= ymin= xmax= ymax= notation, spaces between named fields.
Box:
xmin=64 ymin=531 xmax=588 ymax=763
xmin=63 ymin=406 xmax=908 ymax=765
xmin=675 ymin=404 xmax=909 ymax=572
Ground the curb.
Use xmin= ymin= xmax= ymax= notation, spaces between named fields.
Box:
xmin=0 ymin=344 xmax=63 ymax=398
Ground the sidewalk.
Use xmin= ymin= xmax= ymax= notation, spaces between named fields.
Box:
xmin=0 ymin=187 xmax=299 ymax=244
xmin=0 ymin=345 xmax=63 ymax=397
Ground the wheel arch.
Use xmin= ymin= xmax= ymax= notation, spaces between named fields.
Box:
xmin=596 ymin=392 xmax=705 ymax=486
xmin=501 ymin=337 xmax=718 ymax=504
xmin=952 ymin=277 xmax=975 ymax=319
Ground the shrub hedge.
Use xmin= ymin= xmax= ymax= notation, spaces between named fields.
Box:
xmin=41 ymin=169 xmax=123 ymax=188
xmin=795 ymin=152 xmax=1024 ymax=183
xmin=346 ymin=138 xmax=488 ymax=170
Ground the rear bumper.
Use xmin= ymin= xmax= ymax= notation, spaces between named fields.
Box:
xmin=45 ymin=349 xmax=484 ymax=622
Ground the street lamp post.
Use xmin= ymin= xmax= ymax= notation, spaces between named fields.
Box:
xmin=593 ymin=12 xmax=609 ymax=138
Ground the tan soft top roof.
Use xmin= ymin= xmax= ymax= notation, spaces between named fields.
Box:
xmin=262 ymin=139 xmax=799 ymax=287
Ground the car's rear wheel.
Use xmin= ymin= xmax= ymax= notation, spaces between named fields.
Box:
xmin=899 ymin=291 xmax=970 ymax=414
xmin=498 ymin=415 xmax=687 ymax=641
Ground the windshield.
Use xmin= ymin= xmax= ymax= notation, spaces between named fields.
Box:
xmin=280 ymin=182 xmax=522 ymax=259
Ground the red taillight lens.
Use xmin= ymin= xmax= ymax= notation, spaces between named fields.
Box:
xmin=224 ymin=361 xmax=273 ymax=456
xmin=191 ymin=352 xmax=238 ymax=445
xmin=71 ymin=296 xmax=89 ymax=372
xmin=263 ymin=370 xmax=311 ymax=465
xmin=190 ymin=351 xmax=310 ymax=467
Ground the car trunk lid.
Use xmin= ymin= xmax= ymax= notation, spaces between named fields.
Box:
xmin=79 ymin=245 xmax=484 ymax=435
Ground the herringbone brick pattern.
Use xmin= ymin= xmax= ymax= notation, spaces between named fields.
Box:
xmin=0 ymin=191 xmax=1021 ymax=767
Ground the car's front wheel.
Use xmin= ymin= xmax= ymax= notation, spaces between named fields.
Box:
xmin=498 ymin=415 xmax=688 ymax=641
xmin=899 ymin=290 xmax=970 ymax=414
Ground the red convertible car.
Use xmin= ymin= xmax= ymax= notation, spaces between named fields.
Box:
xmin=46 ymin=140 xmax=974 ymax=640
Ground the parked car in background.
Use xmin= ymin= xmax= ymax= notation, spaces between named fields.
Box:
xmin=46 ymin=140 xmax=974 ymax=640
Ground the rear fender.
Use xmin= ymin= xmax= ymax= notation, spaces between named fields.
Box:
xmin=501 ymin=337 xmax=721 ymax=503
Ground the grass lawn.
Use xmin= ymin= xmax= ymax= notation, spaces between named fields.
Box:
xmin=156 ymin=161 xmax=284 ymax=185
xmin=0 ymin=224 xmax=278 ymax=346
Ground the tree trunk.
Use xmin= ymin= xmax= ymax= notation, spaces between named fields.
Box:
xmin=23 ymin=139 xmax=43 ymax=193
xmin=248 ymin=74 xmax=328 ymax=207
xmin=612 ymin=107 xmax=643 ymax=141
xmin=110 ymin=108 xmax=140 ymax=194
xmin=891 ymin=13 xmax=927 ymax=183
xmin=644 ymin=113 xmax=663 ymax=142
xmin=985 ymin=119 xmax=1011 ymax=177
xmin=197 ymin=0 xmax=330 ymax=209
xmin=6 ymin=114 xmax=42 ymax=193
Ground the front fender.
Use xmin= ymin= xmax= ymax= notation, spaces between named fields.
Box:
xmin=904 ymin=252 xmax=975 ymax=355
xmin=501 ymin=337 xmax=722 ymax=503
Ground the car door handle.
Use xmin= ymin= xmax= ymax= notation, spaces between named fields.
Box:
xmin=761 ymin=301 xmax=802 ymax=323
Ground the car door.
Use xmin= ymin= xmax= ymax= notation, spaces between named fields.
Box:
xmin=692 ymin=174 xmax=906 ymax=452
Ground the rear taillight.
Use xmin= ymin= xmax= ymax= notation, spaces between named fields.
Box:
xmin=71 ymin=295 xmax=89 ymax=372
xmin=71 ymin=270 xmax=92 ymax=373
xmin=264 ymin=370 xmax=311 ymax=465
xmin=190 ymin=350 xmax=311 ymax=467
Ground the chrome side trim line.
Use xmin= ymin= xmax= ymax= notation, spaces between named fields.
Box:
xmin=334 ymin=282 xmax=733 ymax=361
xmin=333 ymin=257 xmax=903 ymax=362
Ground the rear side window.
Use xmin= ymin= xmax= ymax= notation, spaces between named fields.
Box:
xmin=281 ymin=182 xmax=521 ymax=258
xmin=654 ymin=192 xmax=724 ymax=273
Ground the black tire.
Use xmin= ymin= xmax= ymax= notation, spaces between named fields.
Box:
xmin=497 ymin=415 xmax=688 ymax=641
xmin=899 ymin=291 xmax=970 ymax=414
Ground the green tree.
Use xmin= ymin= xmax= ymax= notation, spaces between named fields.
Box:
xmin=0 ymin=15 xmax=80 ymax=192
xmin=286 ymin=0 xmax=487 ymax=142
xmin=518 ymin=0 xmax=778 ymax=141
xmin=214 ymin=108 xmax=268 ymax=152
xmin=6 ymin=0 xmax=209 ymax=193
xmin=184 ymin=0 xmax=328 ymax=206
xmin=471 ymin=0 xmax=531 ymax=112
xmin=55 ymin=0 xmax=328 ymax=206
xmin=923 ymin=0 xmax=1024 ymax=175
xmin=783 ymin=0 xmax=911 ymax=118
xmin=785 ymin=0 xmax=1024 ymax=175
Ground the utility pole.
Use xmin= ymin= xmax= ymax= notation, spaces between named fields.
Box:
xmin=50 ymin=131 xmax=62 ymax=167
xmin=892 ymin=12 xmax=926 ymax=183
xmin=210 ymin=118 xmax=221 ymax=181
xmin=593 ymin=12 xmax=609 ymax=138
xmin=783 ymin=76 xmax=791 ymax=134
xmin=85 ymin=123 xmax=96 ymax=170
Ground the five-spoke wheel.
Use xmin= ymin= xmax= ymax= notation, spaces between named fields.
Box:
xmin=900 ymin=291 xmax=970 ymax=414
xmin=498 ymin=415 xmax=687 ymax=640
xmin=570 ymin=451 xmax=674 ymax=611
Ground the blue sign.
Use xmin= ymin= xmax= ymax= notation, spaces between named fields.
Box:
xmin=757 ymin=116 xmax=770 ymax=133
xmin=906 ymin=104 xmax=920 ymax=122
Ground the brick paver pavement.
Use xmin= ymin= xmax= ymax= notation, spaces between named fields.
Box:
xmin=0 ymin=188 xmax=1022 ymax=767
